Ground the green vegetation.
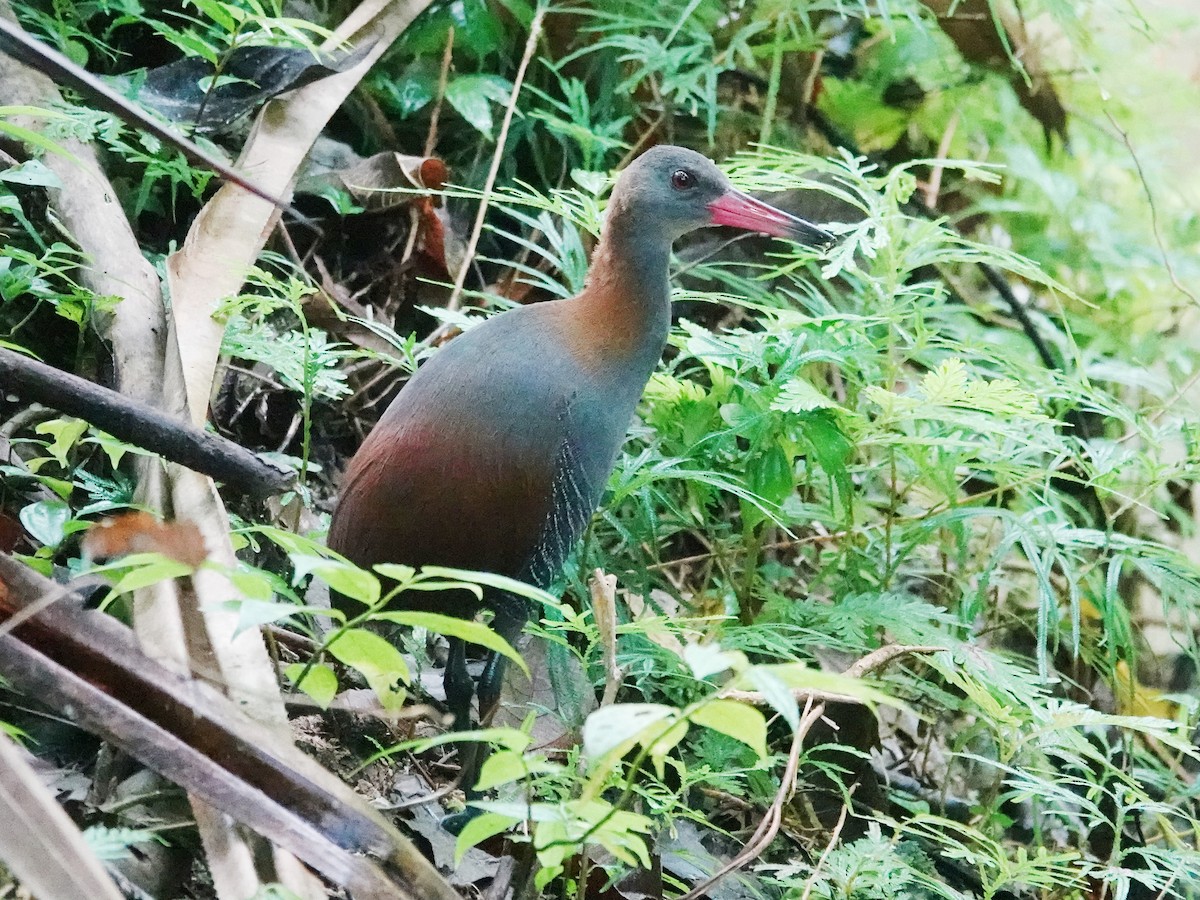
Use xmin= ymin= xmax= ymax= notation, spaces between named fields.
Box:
xmin=0 ymin=1 xmax=1197 ymax=898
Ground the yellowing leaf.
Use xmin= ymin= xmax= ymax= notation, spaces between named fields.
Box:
xmin=690 ymin=699 xmax=768 ymax=759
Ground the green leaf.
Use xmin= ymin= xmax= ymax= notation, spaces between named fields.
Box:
xmin=285 ymin=663 xmax=338 ymax=709
xmin=745 ymin=667 xmax=798 ymax=731
xmin=474 ymin=748 xmax=561 ymax=791
xmin=292 ymin=554 xmax=380 ymax=606
xmin=445 ymin=75 xmax=513 ymax=139
xmin=689 ymin=699 xmax=768 ymax=760
xmin=217 ymin=599 xmax=338 ymax=635
xmin=88 ymin=552 xmax=195 ymax=595
xmin=34 ymin=418 xmax=88 ymax=467
xmin=371 ymin=562 xmax=417 ymax=585
xmin=646 ymin=717 xmax=688 ymax=778
xmin=0 ymin=160 xmax=61 ymax=188
xmin=372 ymin=610 xmax=529 ymax=677
xmin=582 ymin=703 xmax=676 ymax=761
xmin=799 ymin=411 xmax=853 ymax=517
xmin=405 ymin=727 xmax=531 ymax=755
xmin=772 ymin=376 xmax=841 ymax=413
xmin=82 ymin=431 xmax=152 ymax=469
xmin=683 ymin=643 xmax=744 ymax=679
xmin=19 ymin=499 xmax=71 ymax=549
xmin=387 ymin=60 xmax=436 ymax=116
xmin=455 ymin=811 xmax=518 ymax=864
xmin=419 ymin=566 xmax=561 ymax=610
xmin=82 ymin=825 xmax=160 ymax=861
xmin=748 ymin=444 xmax=794 ymax=506
xmin=325 ymin=628 xmax=408 ymax=710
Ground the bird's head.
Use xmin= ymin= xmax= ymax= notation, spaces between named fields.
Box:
xmin=612 ymin=145 xmax=836 ymax=250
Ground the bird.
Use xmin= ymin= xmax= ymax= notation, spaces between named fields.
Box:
xmin=327 ymin=144 xmax=834 ymax=766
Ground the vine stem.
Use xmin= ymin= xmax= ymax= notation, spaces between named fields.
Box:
xmin=446 ymin=5 xmax=547 ymax=312
xmin=682 ymin=644 xmax=946 ymax=900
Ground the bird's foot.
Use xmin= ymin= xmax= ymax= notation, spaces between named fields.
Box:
xmin=441 ymin=805 xmax=484 ymax=835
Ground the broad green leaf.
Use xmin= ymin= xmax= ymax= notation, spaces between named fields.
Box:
xmin=582 ymin=703 xmax=675 ymax=761
xmin=217 ymin=599 xmax=339 ymax=635
xmin=325 ymin=627 xmax=408 ymax=710
xmin=474 ymin=748 xmax=560 ymax=791
xmin=285 ymin=663 xmax=338 ymax=709
xmin=372 ymin=562 xmax=417 ymax=585
xmin=19 ymin=499 xmax=71 ymax=549
xmin=646 ymin=717 xmax=688 ymax=778
xmin=0 ymin=160 xmax=61 ymax=188
xmin=756 ymin=663 xmax=899 ymax=707
xmin=746 ymin=667 xmax=798 ymax=731
xmin=292 ymin=554 xmax=380 ymax=605
xmin=474 ymin=749 xmax=528 ymax=791
xmin=34 ymin=418 xmax=88 ymax=467
xmin=683 ymin=643 xmax=744 ymax=679
xmin=455 ymin=811 xmax=518 ymax=865
xmin=689 ymin=699 xmax=768 ymax=760
xmin=420 ymin=566 xmax=561 ymax=610
xmin=799 ymin=411 xmax=853 ymax=516
xmin=89 ymin=552 xmax=195 ymax=595
xmin=83 ymin=431 xmax=152 ymax=469
xmin=445 ymin=75 xmax=513 ymax=139
xmin=372 ymin=610 xmax=529 ymax=677
xmin=748 ymin=444 xmax=794 ymax=506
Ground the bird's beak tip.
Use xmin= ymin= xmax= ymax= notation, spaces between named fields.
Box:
xmin=708 ymin=190 xmax=837 ymax=251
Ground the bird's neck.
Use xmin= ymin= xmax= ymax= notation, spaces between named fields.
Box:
xmin=573 ymin=215 xmax=673 ymax=374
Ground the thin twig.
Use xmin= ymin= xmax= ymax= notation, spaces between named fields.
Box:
xmin=0 ymin=347 xmax=293 ymax=497
xmin=799 ymin=785 xmax=853 ymax=900
xmin=678 ymin=698 xmax=821 ymax=900
xmin=590 ymin=569 xmax=624 ymax=707
xmin=424 ymin=26 xmax=455 ymax=159
xmin=923 ymin=109 xmax=960 ymax=209
xmin=0 ymin=18 xmax=292 ymax=212
xmin=680 ymin=644 xmax=945 ymax=899
xmin=1104 ymin=109 xmax=1199 ymax=310
xmin=399 ymin=27 xmax=456 ymax=272
xmin=0 ymin=581 xmax=92 ymax=639
xmin=446 ymin=6 xmax=546 ymax=312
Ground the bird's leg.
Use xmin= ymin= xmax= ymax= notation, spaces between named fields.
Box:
xmin=476 ymin=602 xmax=529 ymax=723
xmin=441 ymin=603 xmax=529 ymax=835
xmin=444 ymin=636 xmax=474 ymax=731
xmin=442 ymin=636 xmax=484 ymax=834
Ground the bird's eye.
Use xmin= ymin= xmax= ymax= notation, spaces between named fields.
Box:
xmin=671 ymin=169 xmax=694 ymax=190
